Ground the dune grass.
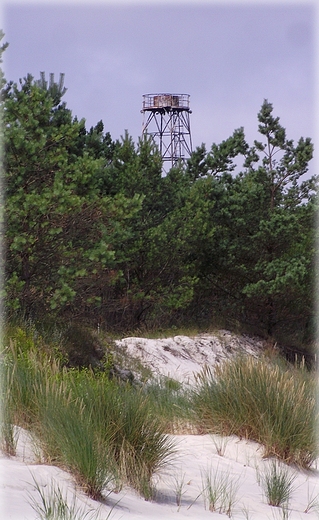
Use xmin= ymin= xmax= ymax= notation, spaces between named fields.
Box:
xmin=145 ymin=376 xmax=195 ymax=433
xmin=28 ymin=475 xmax=91 ymax=520
xmin=1 ymin=320 xmax=317 ymax=508
xmin=34 ymin=381 xmax=114 ymax=499
xmin=0 ymin=329 xmax=176 ymax=500
xmin=260 ymin=460 xmax=297 ymax=508
xmin=201 ymin=464 xmax=240 ymax=516
xmin=192 ymin=355 xmax=317 ymax=468
xmin=65 ymin=369 xmax=176 ymax=498
xmin=0 ymin=352 xmax=17 ymax=455
xmin=27 ymin=474 xmax=116 ymax=520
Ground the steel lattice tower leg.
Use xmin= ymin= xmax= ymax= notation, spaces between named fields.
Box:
xmin=141 ymin=93 xmax=192 ymax=172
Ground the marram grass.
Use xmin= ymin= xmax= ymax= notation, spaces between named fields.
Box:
xmin=2 ymin=323 xmax=317 ymax=506
xmin=201 ymin=464 xmax=240 ymax=516
xmin=34 ymin=381 xmax=114 ymax=499
xmin=193 ymin=355 xmax=317 ymax=468
xmin=65 ymin=369 xmax=176 ymax=497
xmin=260 ymin=459 xmax=297 ymax=507
xmin=1 ymin=337 xmax=176 ymax=500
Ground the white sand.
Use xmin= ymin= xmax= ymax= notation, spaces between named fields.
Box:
xmin=1 ymin=429 xmax=318 ymax=519
xmin=1 ymin=333 xmax=318 ymax=519
xmin=115 ymin=332 xmax=264 ymax=384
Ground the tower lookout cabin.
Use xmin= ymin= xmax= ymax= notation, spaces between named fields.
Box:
xmin=141 ymin=93 xmax=192 ymax=172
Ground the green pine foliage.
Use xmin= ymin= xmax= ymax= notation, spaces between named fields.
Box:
xmin=2 ymin=56 xmax=317 ymax=355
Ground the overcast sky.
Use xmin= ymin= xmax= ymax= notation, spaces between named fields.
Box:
xmin=1 ymin=0 xmax=317 ymax=167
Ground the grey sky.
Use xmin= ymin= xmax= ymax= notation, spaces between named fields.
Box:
xmin=2 ymin=1 xmax=316 ymax=165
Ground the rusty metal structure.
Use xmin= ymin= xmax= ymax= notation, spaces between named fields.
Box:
xmin=141 ymin=93 xmax=192 ymax=171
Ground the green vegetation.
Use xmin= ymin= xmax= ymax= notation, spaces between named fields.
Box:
xmin=1 ymin=27 xmax=317 ymax=358
xmin=27 ymin=474 xmax=112 ymax=520
xmin=35 ymin=383 xmax=115 ymax=499
xmin=0 ymin=32 xmax=317 ymax=510
xmin=1 ymin=322 xmax=317 ymax=506
xmin=193 ymin=356 xmax=317 ymax=467
xmin=201 ymin=464 xmax=240 ymax=516
xmin=145 ymin=376 xmax=194 ymax=433
xmin=260 ymin=460 xmax=297 ymax=508
xmin=0 ymin=326 xmax=175 ymax=500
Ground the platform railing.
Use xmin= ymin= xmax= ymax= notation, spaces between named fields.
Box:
xmin=142 ymin=93 xmax=190 ymax=111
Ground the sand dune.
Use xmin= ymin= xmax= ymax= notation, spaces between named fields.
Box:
xmin=1 ymin=333 xmax=318 ymax=519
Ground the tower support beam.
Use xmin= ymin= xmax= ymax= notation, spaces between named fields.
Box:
xmin=141 ymin=93 xmax=192 ymax=172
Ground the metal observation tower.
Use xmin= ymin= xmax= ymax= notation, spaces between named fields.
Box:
xmin=141 ymin=93 xmax=192 ymax=171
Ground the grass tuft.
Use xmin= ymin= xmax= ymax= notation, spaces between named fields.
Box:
xmin=260 ymin=460 xmax=297 ymax=508
xmin=1 ymin=328 xmax=176 ymax=501
xmin=27 ymin=474 xmax=115 ymax=520
xmin=193 ymin=355 xmax=317 ymax=467
xmin=201 ymin=464 xmax=240 ymax=517
xmin=35 ymin=382 xmax=114 ymax=499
